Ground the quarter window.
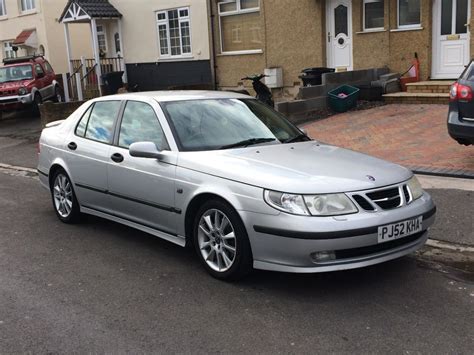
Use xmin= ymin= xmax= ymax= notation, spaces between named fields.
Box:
xmin=156 ymin=7 xmax=191 ymax=57
xmin=398 ymin=0 xmax=421 ymax=28
xmin=0 ymin=0 xmax=6 ymax=16
xmin=84 ymin=101 xmax=121 ymax=144
xmin=363 ymin=0 xmax=384 ymax=30
xmin=118 ymin=101 xmax=168 ymax=150
xmin=218 ymin=0 xmax=262 ymax=53
xmin=75 ymin=104 xmax=94 ymax=137
xmin=20 ymin=0 xmax=35 ymax=12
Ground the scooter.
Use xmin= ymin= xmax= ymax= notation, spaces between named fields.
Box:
xmin=241 ymin=74 xmax=274 ymax=108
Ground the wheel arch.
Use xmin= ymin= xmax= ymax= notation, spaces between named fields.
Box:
xmin=48 ymin=159 xmax=74 ymax=189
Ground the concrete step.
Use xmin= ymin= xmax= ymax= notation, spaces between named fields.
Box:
xmin=406 ymin=81 xmax=454 ymax=94
xmin=383 ymin=92 xmax=449 ymax=104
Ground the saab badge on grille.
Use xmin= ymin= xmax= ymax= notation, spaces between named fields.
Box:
xmin=366 ymin=175 xmax=376 ymax=181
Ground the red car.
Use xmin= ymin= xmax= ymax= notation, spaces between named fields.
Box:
xmin=0 ymin=55 xmax=62 ymax=115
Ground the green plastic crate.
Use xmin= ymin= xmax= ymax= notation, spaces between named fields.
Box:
xmin=327 ymin=85 xmax=360 ymax=113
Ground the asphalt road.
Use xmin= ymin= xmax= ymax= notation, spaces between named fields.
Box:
xmin=0 ymin=171 xmax=473 ymax=353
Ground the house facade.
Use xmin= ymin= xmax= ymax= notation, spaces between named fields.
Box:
xmin=211 ymin=0 xmax=473 ymax=100
xmin=0 ymin=0 xmax=91 ymax=73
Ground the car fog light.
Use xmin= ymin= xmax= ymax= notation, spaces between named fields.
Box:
xmin=311 ymin=251 xmax=336 ymax=262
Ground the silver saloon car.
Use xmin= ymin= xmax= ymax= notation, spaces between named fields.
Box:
xmin=38 ymin=91 xmax=436 ymax=280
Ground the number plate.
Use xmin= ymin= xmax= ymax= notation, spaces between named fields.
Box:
xmin=377 ymin=216 xmax=423 ymax=244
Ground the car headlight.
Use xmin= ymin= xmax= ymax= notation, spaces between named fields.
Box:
xmin=18 ymin=87 xmax=28 ymax=95
xmin=264 ymin=190 xmax=358 ymax=216
xmin=407 ymin=176 xmax=423 ymax=201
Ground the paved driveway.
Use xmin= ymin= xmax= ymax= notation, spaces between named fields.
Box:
xmin=303 ymin=104 xmax=474 ymax=177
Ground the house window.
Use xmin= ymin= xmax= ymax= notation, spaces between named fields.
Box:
xmin=398 ymin=0 xmax=421 ymax=28
xmin=156 ymin=7 xmax=192 ymax=57
xmin=363 ymin=0 xmax=384 ymax=30
xmin=96 ymin=25 xmax=107 ymax=54
xmin=218 ymin=0 xmax=262 ymax=53
xmin=3 ymin=41 xmax=16 ymax=59
xmin=0 ymin=0 xmax=6 ymax=16
xmin=20 ymin=0 xmax=35 ymax=12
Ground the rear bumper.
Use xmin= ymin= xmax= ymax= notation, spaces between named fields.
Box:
xmin=447 ymin=109 xmax=474 ymax=144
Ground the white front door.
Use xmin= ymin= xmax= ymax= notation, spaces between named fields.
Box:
xmin=432 ymin=0 xmax=471 ymax=79
xmin=326 ymin=0 xmax=353 ymax=71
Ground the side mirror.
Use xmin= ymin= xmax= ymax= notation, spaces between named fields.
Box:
xmin=36 ymin=72 xmax=45 ymax=79
xmin=129 ymin=141 xmax=163 ymax=159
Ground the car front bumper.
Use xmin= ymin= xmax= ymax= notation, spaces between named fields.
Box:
xmin=448 ymin=109 xmax=474 ymax=144
xmin=241 ymin=192 xmax=436 ymax=273
xmin=0 ymin=93 xmax=34 ymax=109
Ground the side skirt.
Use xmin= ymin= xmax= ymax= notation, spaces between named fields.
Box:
xmin=80 ymin=206 xmax=186 ymax=247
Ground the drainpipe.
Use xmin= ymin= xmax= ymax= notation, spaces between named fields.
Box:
xmin=208 ymin=0 xmax=218 ymax=90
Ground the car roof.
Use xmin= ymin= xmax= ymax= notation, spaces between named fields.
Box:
xmin=99 ymin=90 xmax=254 ymax=102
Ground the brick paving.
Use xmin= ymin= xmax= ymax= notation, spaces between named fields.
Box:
xmin=302 ymin=104 xmax=474 ymax=178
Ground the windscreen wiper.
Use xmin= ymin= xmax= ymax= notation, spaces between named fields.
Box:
xmin=220 ymin=138 xmax=276 ymax=149
xmin=283 ymin=133 xmax=311 ymax=144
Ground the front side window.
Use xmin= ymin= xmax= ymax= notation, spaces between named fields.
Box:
xmin=363 ymin=0 xmax=384 ymax=30
xmin=398 ymin=0 xmax=420 ymax=28
xmin=34 ymin=64 xmax=44 ymax=77
xmin=20 ymin=0 xmax=35 ymax=12
xmin=3 ymin=41 xmax=16 ymax=59
xmin=0 ymin=65 xmax=33 ymax=83
xmin=96 ymin=25 xmax=107 ymax=53
xmin=162 ymin=99 xmax=302 ymax=151
xmin=218 ymin=0 xmax=262 ymax=53
xmin=0 ymin=0 xmax=7 ymax=16
xmin=84 ymin=101 xmax=121 ymax=144
xmin=118 ymin=101 xmax=168 ymax=150
xmin=156 ymin=7 xmax=191 ymax=57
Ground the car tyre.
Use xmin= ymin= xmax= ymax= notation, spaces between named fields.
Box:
xmin=50 ymin=169 xmax=82 ymax=224
xmin=53 ymin=86 xmax=63 ymax=103
xmin=32 ymin=92 xmax=42 ymax=116
xmin=193 ymin=199 xmax=253 ymax=281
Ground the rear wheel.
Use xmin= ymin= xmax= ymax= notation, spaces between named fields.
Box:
xmin=51 ymin=169 xmax=82 ymax=223
xmin=193 ymin=199 xmax=253 ymax=281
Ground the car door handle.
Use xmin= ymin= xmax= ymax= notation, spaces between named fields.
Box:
xmin=111 ymin=152 xmax=124 ymax=163
xmin=67 ymin=142 xmax=77 ymax=150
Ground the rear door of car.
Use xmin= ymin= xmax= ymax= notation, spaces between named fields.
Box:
xmin=457 ymin=61 xmax=474 ymax=119
xmin=65 ymin=100 xmax=122 ymax=213
xmin=106 ymin=98 xmax=179 ymax=235
xmin=43 ymin=61 xmax=56 ymax=98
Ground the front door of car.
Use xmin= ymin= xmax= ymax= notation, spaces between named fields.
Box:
xmin=34 ymin=63 xmax=48 ymax=97
xmin=107 ymin=100 xmax=178 ymax=235
xmin=65 ymin=100 xmax=122 ymax=213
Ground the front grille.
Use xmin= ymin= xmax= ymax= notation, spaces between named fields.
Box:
xmin=402 ymin=185 xmax=411 ymax=204
xmin=334 ymin=231 xmax=424 ymax=260
xmin=352 ymin=194 xmax=375 ymax=211
xmin=0 ymin=90 xmax=16 ymax=96
xmin=366 ymin=187 xmax=401 ymax=210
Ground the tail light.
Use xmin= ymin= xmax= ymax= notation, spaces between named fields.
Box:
xmin=450 ymin=82 xmax=473 ymax=102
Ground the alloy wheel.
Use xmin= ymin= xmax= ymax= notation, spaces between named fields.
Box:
xmin=53 ymin=174 xmax=73 ymax=218
xmin=197 ymin=209 xmax=237 ymax=272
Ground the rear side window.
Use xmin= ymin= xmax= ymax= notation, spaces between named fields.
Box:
xmin=85 ymin=101 xmax=121 ymax=143
xmin=44 ymin=61 xmax=54 ymax=73
xmin=118 ymin=101 xmax=169 ymax=150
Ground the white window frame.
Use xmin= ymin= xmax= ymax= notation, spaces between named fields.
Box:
xmin=397 ymin=0 xmax=421 ymax=29
xmin=218 ymin=0 xmax=262 ymax=55
xmin=363 ymin=0 xmax=384 ymax=31
xmin=96 ymin=24 xmax=108 ymax=53
xmin=3 ymin=41 xmax=17 ymax=59
xmin=20 ymin=0 xmax=35 ymax=13
xmin=156 ymin=7 xmax=192 ymax=59
xmin=0 ymin=0 xmax=7 ymax=17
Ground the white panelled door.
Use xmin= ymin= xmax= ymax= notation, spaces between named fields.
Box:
xmin=432 ymin=0 xmax=471 ymax=79
xmin=326 ymin=0 xmax=353 ymax=71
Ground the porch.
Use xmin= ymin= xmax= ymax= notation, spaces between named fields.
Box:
xmin=59 ymin=0 xmax=126 ymax=101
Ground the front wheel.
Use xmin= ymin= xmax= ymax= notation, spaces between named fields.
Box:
xmin=193 ymin=199 xmax=253 ymax=281
xmin=32 ymin=93 xmax=42 ymax=116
